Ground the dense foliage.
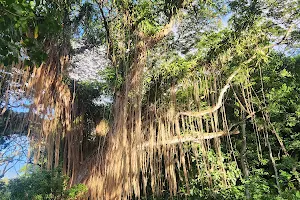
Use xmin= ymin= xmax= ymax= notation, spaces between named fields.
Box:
xmin=0 ymin=167 xmax=87 ymax=200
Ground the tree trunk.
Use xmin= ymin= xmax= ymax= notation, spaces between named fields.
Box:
xmin=240 ymin=112 xmax=250 ymax=199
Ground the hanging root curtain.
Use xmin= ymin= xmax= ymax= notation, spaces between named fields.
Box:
xmin=0 ymin=41 xmax=289 ymax=200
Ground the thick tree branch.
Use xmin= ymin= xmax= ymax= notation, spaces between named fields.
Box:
xmin=139 ymin=129 xmax=239 ymax=149
xmin=98 ymin=1 xmax=113 ymax=57
xmin=177 ymin=69 xmax=239 ymax=118
xmin=0 ymin=107 xmax=6 ymax=115
xmin=147 ymin=18 xmax=176 ymax=47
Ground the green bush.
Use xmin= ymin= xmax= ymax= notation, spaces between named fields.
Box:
xmin=6 ymin=166 xmax=87 ymax=200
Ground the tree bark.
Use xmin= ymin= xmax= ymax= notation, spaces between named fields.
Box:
xmin=240 ymin=112 xmax=250 ymax=199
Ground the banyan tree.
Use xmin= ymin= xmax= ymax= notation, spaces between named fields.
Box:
xmin=0 ymin=0 xmax=299 ymax=199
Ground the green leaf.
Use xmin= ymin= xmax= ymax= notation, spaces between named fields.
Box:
xmin=280 ymin=69 xmax=292 ymax=78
